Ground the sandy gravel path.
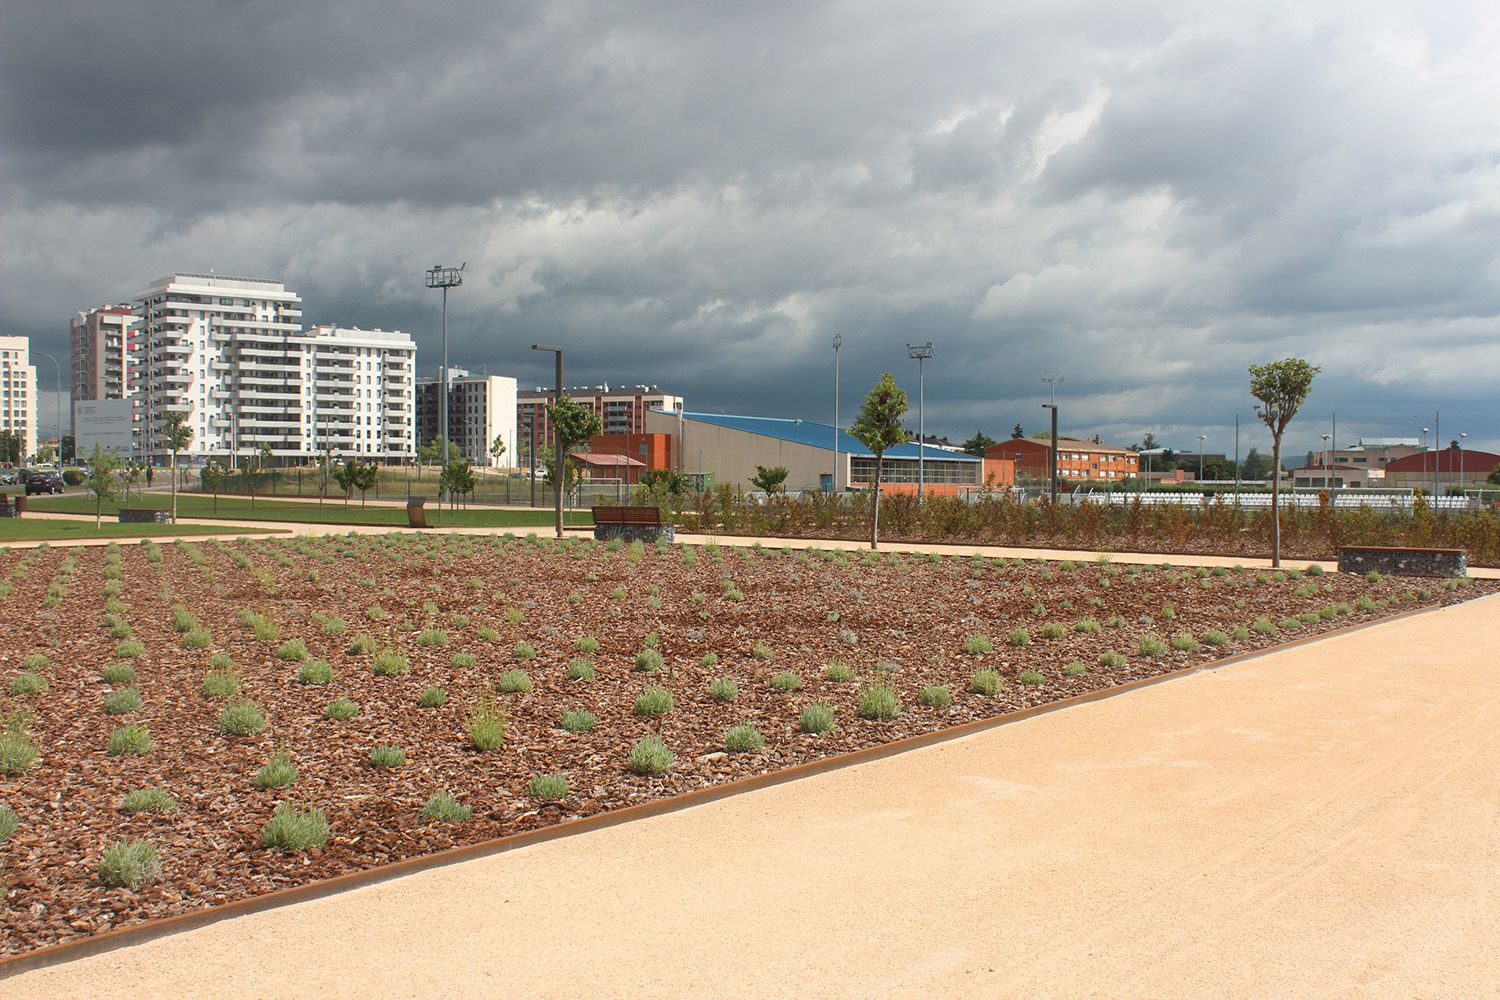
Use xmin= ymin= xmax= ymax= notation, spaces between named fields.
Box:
xmin=6 ymin=593 xmax=1497 ymax=997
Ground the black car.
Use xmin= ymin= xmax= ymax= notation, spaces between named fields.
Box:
xmin=24 ymin=471 xmax=64 ymax=495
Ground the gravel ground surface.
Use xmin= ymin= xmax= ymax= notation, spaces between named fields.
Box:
xmin=1 ymin=532 xmax=1492 ymax=958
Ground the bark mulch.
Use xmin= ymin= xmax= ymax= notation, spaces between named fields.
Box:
xmin=1 ymin=534 xmax=1492 ymax=957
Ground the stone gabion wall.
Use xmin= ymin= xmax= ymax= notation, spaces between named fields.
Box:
xmin=593 ymin=523 xmax=675 ymax=545
xmin=118 ymin=509 xmax=172 ymax=524
xmin=1338 ymin=547 xmax=1466 ymax=578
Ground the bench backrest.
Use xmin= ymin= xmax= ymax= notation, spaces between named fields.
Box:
xmin=591 ymin=505 xmax=662 ymax=525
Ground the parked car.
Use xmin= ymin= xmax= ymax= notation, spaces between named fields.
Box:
xmin=24 ymin=471 xmax=65 ymax=495
xmin=0 ymin=470 xmax=15 ymax=486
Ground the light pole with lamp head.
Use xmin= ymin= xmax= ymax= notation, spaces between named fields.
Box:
xmin=531 ymin=345 xmax=565 ymax=539
xmin=906 ymin=342 xmax=932 ymax=500
xmin=1420 ymin=425 xmax=1430 ymax=498
xmin=34 ymin=351 xmax=62 ymax=464
xmin=1321 ymin=433 xmax=1331 ymax=489
xmin=1197 ymin=431 xmax=1206 ymax=484
xmin=1041 ymin=403 xmax=1058 ymax=506
xmin=426 ymin=263 xmax=464 ymax=506
xmin=832 ymin=334 xmax=842 ymax=493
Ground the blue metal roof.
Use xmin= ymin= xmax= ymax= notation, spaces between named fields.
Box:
xmin=657 ymin=409 xmax=979 ymax=462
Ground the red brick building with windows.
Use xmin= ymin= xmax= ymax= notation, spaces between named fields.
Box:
xmin=985 ymin=436 xmax=1138 ymax=483
xmin=587 ymin=432 xmax=673 ymax=484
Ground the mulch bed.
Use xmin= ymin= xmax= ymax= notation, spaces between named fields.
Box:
xmin=1 ymin=534 xmax=1493 ymax=958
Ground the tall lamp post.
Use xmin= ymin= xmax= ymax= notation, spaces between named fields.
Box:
xmin=1420 ymin=425 xmax=1430 ymax=497
xmin=832 ymin=334 xmax=842 ymax=493
xmin=1321 ymin=433 xmax=1331 ymax=489
xmin=1197 ymin=431 xmax=1206 ymax=484
xmin=35 ymin=351 xmax=62 ymax=463
xmin=1041 ymin=402 xmax=1058 ymax=506
xmin=531 ymin=344 xmax=565 ymax=539
xmin=426 ymin=263 xmax=465 ymax=505
xmin=906 ymin=342 xmax=933 ymax=500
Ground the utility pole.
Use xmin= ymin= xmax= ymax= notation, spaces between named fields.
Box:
xmin=906 ymin=342 xmax=933 ymax=500
xmin=532 ymin=345 xmax=565 ymax=538
xmin=1042 ymin=403 xmax=1059 ymax=506
xmin=426 ymin=263 xmax=464 ymax=506
xmin=832 ymin=334 xmax=842 ymax=493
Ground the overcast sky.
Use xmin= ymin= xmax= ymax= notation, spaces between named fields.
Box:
xmin=2 ymin=1 xmax=1497 ymax=458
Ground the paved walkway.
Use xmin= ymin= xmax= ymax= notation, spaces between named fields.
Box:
xmin=7 ymin=596 xmax=1498 ymax=998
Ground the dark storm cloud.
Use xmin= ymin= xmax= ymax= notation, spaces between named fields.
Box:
xmin=3 ymin=0 xmax=1499 ymax=456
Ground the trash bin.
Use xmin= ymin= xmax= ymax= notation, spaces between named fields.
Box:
xmin=13 ymin=494 xmax=26 ymax=516
xmin=406 ymin=496 xmax=427 ymax=529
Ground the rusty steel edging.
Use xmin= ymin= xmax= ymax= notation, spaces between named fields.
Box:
xmin=0 ymin=597 xmax=1479 ymax=980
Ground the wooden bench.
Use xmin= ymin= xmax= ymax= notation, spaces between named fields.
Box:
xmin=591 ymin=505 xmax=674 ymax=544
xmin=118 ymin=508 xmax=172 ymax=524
xmin=1337 ymin=545 xmax=1466 ymax=578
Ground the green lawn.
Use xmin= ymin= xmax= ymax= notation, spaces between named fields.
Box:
xmin=0 ymin=518 xmax=281 ymax=542
xmin=23 ymin=493 xmax=595 ymax=528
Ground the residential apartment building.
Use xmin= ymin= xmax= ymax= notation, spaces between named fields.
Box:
xmin=0 ymin=335 xmax=38 ymax=460
xmin=70 ymin=305 xmax=139 ymax=437
xmin=134 ymin=274 xmax=416 ymax=464
xmin=304 ymin=326 xmax=418 ymax=460
xmin=518 ymin=384 xmax=683 ymax=465
xmin=986 ymin=436 xmax=1138 ymax=482
xmin=416 ymin=368 xmax=518 ymax=467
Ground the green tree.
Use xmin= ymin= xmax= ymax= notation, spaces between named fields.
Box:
xmin=316 ymin=446 xmax=335 ymax=507
xmin=1136 ymin=432 xmax=1159 ymax=452
xmin=1011 ymin=422 xmax=1024 ymax=439
xmin=163 ymin=411 xmax=193 ymax=523
xmin=489 ymin=433 xmax=507 ymax=467
xmin=331 ymin=459 xmax=358 ymax=506
xmin=351 ymin=459 xmax=379 ymax=508
xmin=419 ymin=435 xmax=460 ymax=467
xmin=850 ymin=372 xmax=910 ymax=550
xmin=1487 ymin=463 xmax=1500 ymax=486
xmin=750 ymin=465 xmax=789 ymax=493
xmin=544 ymin=395 xmax=603 ymax=537
xmin=440 ymin=459 xmax=476 ymax=510
xmin=200 ymin=460 xmax=225 ymax=514
xmin=961 ymin=430 xmax=996 ymax=458
xmin=84 ymin=446 xmax=121 ymax=528
xmin=1240 ymin=448 xmax=1272 ymax=481
xmin=1249 ymin=357 xmax=1321 ymax=567
xmin=0 ymin=430 xmax=19 ymax=464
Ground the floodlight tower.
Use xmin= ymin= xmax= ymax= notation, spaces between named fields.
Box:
xmin=426 ymin=263 xmax=465 ymax=501
xmin=906 ymin=342 xmax=933 ymax=500
xmin=832 ymin=334 xmax=843 ymax=493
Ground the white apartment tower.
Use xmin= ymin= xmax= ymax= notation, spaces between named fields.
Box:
xmin=71 ymin=305 xmax=140 ymax=435
xmin=0 ymin=336 xmax=39 ymax=460
xmin=416 ymin=369 xmax=518 ymax=467
xmin=304 ymin=325 xmax=417 ymax=459
xmin=134 ymin=274 xmax=416 ymax=464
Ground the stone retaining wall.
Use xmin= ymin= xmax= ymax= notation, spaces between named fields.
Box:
xmin=1338 ymin=546 xmax=1466 ymax=578
xmin=593 ymin=524 xmax=675 ymax=544
xmin=118 ymin=508 xmax=172 ymax=525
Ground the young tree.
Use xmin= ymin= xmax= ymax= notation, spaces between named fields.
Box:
xmin=351 ymin=459 xmax=379 ymax=508
xmin=84 ymin=446 xmax=121 ymax=528
xmin=200 ymin=460 xmax=225 ymax=514
xmin=750 ymin=465 xmax=789 ymax=493
xmin=489 ymin=433 xmax=507 ymax=467
xmin=1249 ymin=358 xmax=1320 ymax=567
xmin=1011 ymin=422 xmax=1024 ymax=440
xmin=961 ymin=430 xmax=996 ymax=457
xmin=316 ymin=446 xmax=335 ymax=508
xmin=331 ymin=459 xmax=358 ymax=507
xmin=1487 ymin=463 xmax=1500 ymax=486
xmin=163 ymin=411 xmax=193 ymax=523
xmin=544 ymin=395 xmax=603 ymax=537
xmin=850 ymin=372 xmax=910 ymax=550
xmin=442 ymin=459 xmax=476 ymax=510
xmin=243 ymin=442 xmax=273 ymax=509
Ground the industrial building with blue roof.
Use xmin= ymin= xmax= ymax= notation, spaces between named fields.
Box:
xmin=644 ymin=408 xmax=989 ymax=495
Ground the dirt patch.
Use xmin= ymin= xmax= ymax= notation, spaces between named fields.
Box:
xmin=0 ymin=534 xmax=1492 ymax=957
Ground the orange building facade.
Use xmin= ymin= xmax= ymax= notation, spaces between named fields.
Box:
xmin=588 ymin=432 xmax=673 ymax=484
xmin=985 ymin=437 xmax=1138 ymax=483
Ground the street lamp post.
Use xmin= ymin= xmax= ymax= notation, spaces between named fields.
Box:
xmin=906 ymin=342 xmax=932 ymax=500
xmin=35 ymin=351 xmax=62 ymax=463
xmin=1321 ymin=433 xmax=1331 ymax=490
xmin=1041 ymin=403 xmax=1058 ymax=506
xmin=426 ymin=263 xmax=465 ymax=505
xmin=531 ymin=344 xmax=565 ymax=539
xmin=1197 ymin=432 xmax=1206 ymax=484
xmin=832 ymin=334 xmax=842 ymax=493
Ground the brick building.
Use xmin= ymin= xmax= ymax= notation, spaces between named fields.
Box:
xmin=985 ymin=436 xmax=1138 ymax=483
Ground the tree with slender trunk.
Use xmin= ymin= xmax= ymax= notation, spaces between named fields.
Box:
xmin=1249 ymin=358 xmax=1320 ymax=567
xmin=84 ymin=446 xmax=121 ymax=529
xmin=200 ymin=461 xmax=224 ymax=514
xmin=544 ymin=396 xmax=602 ymax=536
xmin=332 ymin=459 xmax=357 ymax=507
xmin=163 ymin=412 xmax=193 ymax=523
xmin=850 ymin=372 xmax=910 ymax=550
xmin=352 ymin=459 xmax=379 ymax=508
